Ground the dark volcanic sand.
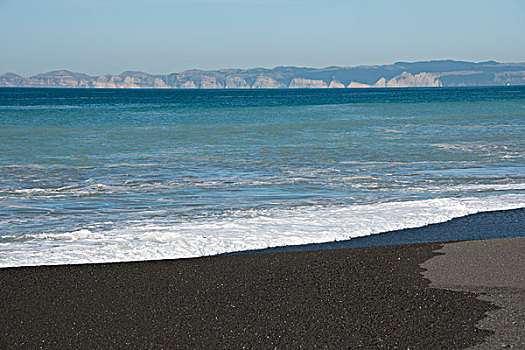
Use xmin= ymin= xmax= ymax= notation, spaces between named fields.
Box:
xmin=1 ymin=242 xmax=495 ymax=349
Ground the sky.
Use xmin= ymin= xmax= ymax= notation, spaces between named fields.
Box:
xmin=1 ymin=0 xmax=524 ymax=76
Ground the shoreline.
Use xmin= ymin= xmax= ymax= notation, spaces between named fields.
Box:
xmin=237 ymin=207 xmax=525 ymax=255
xmin=1 ymin=207 xmax=523 ymax=270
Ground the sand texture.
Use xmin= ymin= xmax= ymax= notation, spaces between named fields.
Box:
xmin=422 ymin=237 xmax=525 ymax=349
xmin=0 ymin=242 xmax=501 ymax=349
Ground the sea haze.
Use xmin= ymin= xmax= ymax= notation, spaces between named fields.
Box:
xmin=0 ymin=87 xmax=524 ymax=267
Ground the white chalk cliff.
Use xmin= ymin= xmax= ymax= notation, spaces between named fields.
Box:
xmin=226 ymin=76 xmax=250 ymax=89
xmin=387 ymin=72 xmax=442 ymax=87
xmin=252 ymin=76 xmax=285 ymax=89
xmin=329 ymin=80 xmax=346 ymax=88
xmin=289 ymin=78 xmax=328 ymax=88
xmin=348 ymin=73 xmax=441 ymax=88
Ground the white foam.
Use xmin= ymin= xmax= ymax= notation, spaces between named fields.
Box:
xmin=1 ymin=193 xmax=523 ymax=268
xmin=10 ymin=188 xmax=50 ymax=194
xmin=414 ymin=183 xmax=525 ymax=193
xmin=4 ymin=183 xmax=116 ymax=198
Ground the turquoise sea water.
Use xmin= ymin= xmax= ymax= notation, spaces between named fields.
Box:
xmin=0 ymin=87 xmax=524 ymax=266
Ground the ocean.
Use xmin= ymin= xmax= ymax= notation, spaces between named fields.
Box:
xmin=0 ymin=87 xmax=524 ymax=267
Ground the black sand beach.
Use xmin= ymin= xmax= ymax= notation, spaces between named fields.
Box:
xmin=0 ymin=241 xmax=508 ymax=349
xmin=2 ymin=209 xmax=524 ymax=349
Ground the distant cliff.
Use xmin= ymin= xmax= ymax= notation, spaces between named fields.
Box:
xmin=2 ymin=60 xmax=524 ymax=89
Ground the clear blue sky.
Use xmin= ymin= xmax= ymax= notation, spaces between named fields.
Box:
xmin=1 ymin=0 xmax=524 ymax=76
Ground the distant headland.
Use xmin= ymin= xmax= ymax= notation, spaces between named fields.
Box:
xmin=1 ymin=60 xmax=524 ymax=89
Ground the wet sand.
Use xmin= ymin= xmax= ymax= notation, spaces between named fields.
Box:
xmin=1 ymin=239 xmax=511 ymax=349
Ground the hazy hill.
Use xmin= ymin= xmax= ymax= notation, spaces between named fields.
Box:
xmin=1 ymin=60 xmax=524 ymax=89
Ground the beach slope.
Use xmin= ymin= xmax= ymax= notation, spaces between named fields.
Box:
xmin=3 ymin=239 xmax=518 ymax=349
